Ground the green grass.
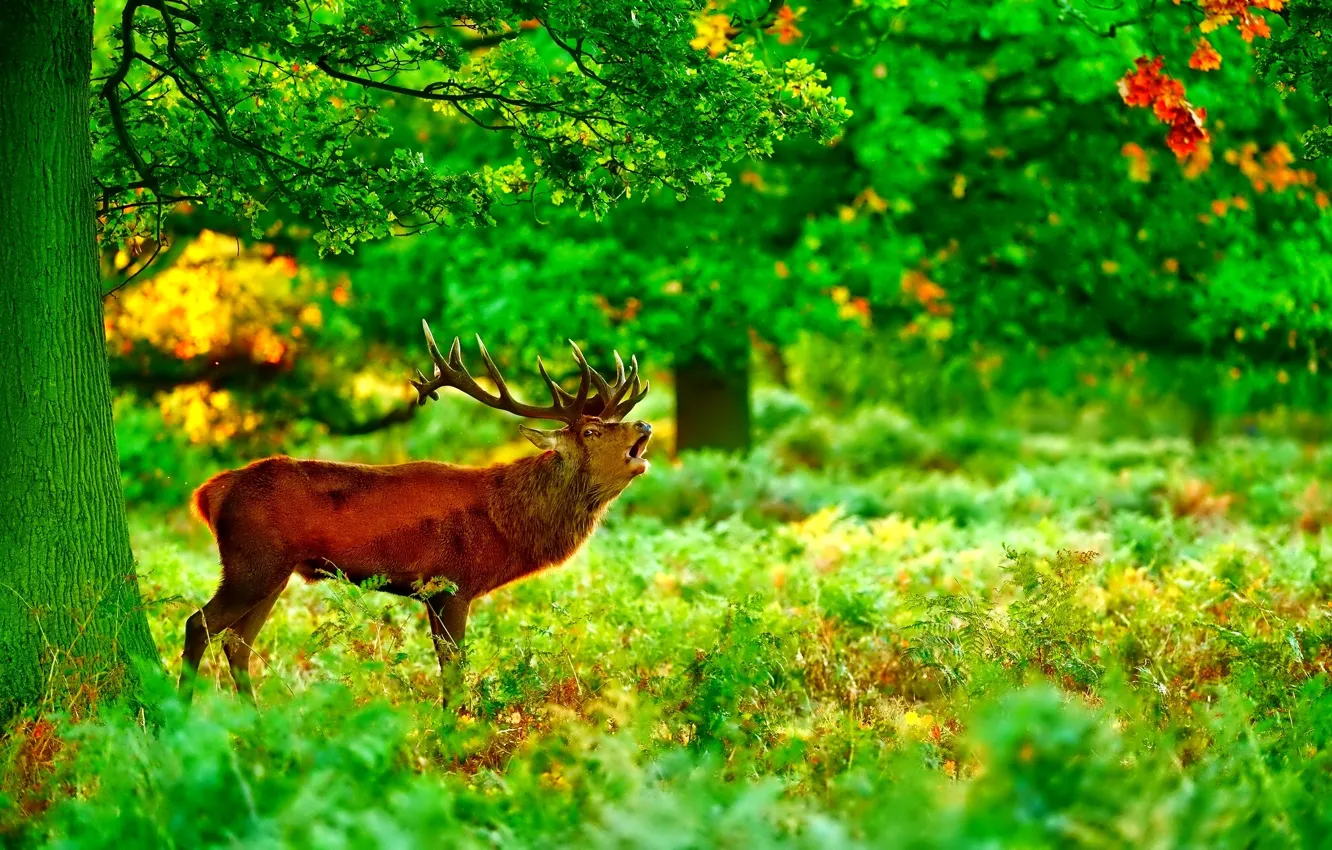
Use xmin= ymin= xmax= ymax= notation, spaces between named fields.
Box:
xmin=7 ymin=406 xmax=1332 ymax=847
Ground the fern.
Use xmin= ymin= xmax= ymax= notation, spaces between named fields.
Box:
xmin=909 ymin=547 xmax=1102 ymax=691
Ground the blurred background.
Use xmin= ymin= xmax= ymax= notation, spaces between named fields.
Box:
xmin=96 ymin=0 xmax=1332 ymax=510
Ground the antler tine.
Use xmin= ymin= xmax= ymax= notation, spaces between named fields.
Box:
xmin=615 ymin=358 xmax=651 ymax=419
xmin=614 ymin=353 xmax=638 ymax=404
xmin=595 ymin=353 xmax=651 ymax=421
xmin=475 ymin=335 xmax=515 ymax=402
xmin=421 ymin=320 xmax=444 ymax=371
xmin=537 ymin=356 xmax=575 ymax=405
xmin=412 ymin=320 xmax=445 ymax=405
xmin=412 ymin=368 xmax=440 ymax=405
xmin=566 ymin=341 xmax=593 ymax=412
xmin=596 ymin=352 xmax=634 ymax=418
xmin=569 ymin=340 xmax=612 ymax=404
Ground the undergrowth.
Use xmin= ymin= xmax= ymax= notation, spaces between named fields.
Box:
xmin=6 ymin=404 xmax=1332 ymax=847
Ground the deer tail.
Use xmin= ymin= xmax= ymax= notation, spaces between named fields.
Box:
xmin=190 ymin=470 xmax=237 ymax=533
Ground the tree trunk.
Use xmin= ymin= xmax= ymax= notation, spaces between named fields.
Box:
xmin=0 ymin=2 xmax=161 ymax=721
xmin=674 ymin=332 xmax=752 ymax=453
xmin=1187 ymin=405 xmax=1217 ymax=450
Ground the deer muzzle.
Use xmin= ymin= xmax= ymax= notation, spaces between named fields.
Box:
xmin=627 ymin=421 xmax=651 ymax=475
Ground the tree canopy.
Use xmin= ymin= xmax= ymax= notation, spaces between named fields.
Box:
xmin=319 ymin=0 xmax=1332 ymax=432
xmin=96 ymin=0 xmax=1332 ymax=462
xmin=94 ymin=0 xmax=850 ymax=258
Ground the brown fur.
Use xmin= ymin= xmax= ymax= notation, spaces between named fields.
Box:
xmin=180 ymin=415 xmax=651 ymax=702
xmin=190 ymin=469 xmax=236 ymax=533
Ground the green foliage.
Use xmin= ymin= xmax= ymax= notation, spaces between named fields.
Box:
xmin=1257 ymin=2 xmax=1332 ymax=159
xmin=910 ymin=547 xmax=1102 ymax=691
xmin=292 ymin=0 xmax=1332 ymax=420
xmin=798 ymin=0 xmax=1332 ymax=412
xmin=15 ymin=393 xmax=1332 ymax=844
xmin=98 ymin=0 xmax=1332 ymax=442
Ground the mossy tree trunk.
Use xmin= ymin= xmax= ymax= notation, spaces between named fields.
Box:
xmin=673 ymin=330 xmax=752 ymax=453
xmin=0 ymin=1 xmax=162 ymax=721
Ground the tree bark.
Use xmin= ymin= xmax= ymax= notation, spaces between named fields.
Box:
xmin=0 ymin=2 xmax=161 ymax=721
xmin=673 ymin=332 xmax=752 ymax=453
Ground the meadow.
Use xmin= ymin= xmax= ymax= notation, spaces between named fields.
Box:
xmin=7 ymin=380 xmax=1332 ymax=848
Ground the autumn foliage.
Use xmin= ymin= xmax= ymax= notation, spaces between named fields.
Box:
xmin=1198 ymin=0 xmax=1283 ymax=41
xmin=1117 ymin=57 xmax=1209 ymax=159
xmin=1189 ymin=38 xmax=1222 ymax=71
xmin=1228 ymin=141 xmax=1318 ymax=194
xmin=104 ymin=230 xmax=325 ymax=368
xmin=104 ymin=231 xmax=361 ymax=445
xmin=766 ymin=6 xmax=805 ymax=45
xmin=1121 ymin=142 xmax=1152 ymax=182
xmin=1120 ymin=1 xmax=1285 ymax=159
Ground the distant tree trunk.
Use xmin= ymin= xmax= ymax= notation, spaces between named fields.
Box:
xmin=0 ymin=1 xmax=161 ymax=721
xmin=1187 ymin=406 xmax=1217 ymax=449
xmin=674 ymin=331 xmax=751 ymax=453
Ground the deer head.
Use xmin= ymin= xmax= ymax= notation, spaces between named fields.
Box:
xmin=411 ymin=321 xmax=653 ymax=494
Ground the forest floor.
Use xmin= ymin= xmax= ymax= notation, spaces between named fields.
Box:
xmin=8 ymin=409 xmax=1332 ymax=847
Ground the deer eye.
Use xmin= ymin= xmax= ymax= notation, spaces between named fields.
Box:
xmin=583 ymin=428 xmax=596 ymax=438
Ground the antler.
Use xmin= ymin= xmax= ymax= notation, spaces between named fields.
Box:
xmin=411 ymin=321 xmax=649 ymax=424
xmin=582 ymin=349 xmax=650 ymax=422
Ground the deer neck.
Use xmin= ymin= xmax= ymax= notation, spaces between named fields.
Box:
xmin=488 ymin=451 xmax=613 ymax=575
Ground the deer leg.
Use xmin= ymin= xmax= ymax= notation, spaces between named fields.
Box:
xmin=425 ymin=594 xmax=470 ymax=698
xmin=180 ymin=575 xmax=289 ymax=703
xmin=222 ymin=584 xmax=286 ymax=703
xmin=180 ymin=609 xmax=211 ymax=700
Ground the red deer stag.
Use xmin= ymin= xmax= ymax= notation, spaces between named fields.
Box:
xmin=180 ymin=321 xmax=651 ymax=702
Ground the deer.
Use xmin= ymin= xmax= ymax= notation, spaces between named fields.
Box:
xmin=179 ymin=320 xmax=652 ymax=703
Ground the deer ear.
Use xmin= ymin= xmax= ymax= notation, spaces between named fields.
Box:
xmin=519 ymin=424 xmax=562 ymax=452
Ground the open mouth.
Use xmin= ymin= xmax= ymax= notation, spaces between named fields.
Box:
xmin=627 ymin=434 xmax=650 ymax=460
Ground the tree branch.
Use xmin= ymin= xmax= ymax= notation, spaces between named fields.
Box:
xmin=109 ymin=356 xmax=286 ymax=393
xmin=1051 ymin=0 xmax=1151 ymax=38
xmin=542 ymin=23 xmax=622 ymax=91
xmin=318 ymin=402 xmax=419 ymax=435
xmin=98 ymin=193 xmax=204 ymax=215
xmin=314 ymin=56 xmax=563 ymax=111
xmin=102 ymin=1 xmax=157 ymax=190
xmin=139 ymin=0 xmax=200 ymax=25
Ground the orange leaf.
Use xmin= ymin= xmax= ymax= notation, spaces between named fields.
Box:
xmin=765 ymin=5 xmax=805 ymax=45
xmin=1189 ymin=38 xmax=1222 ymax=71
xmin=1240 ymin=14 xmax=1271 ymax=41
xmin=1117 ymin=56 xmax=1166 ymax=108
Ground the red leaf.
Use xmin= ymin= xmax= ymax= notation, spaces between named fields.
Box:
xmin=1117 ymin=56 xmax=1166 ymax=107
xmin=1119 ymin=56 xmax=1209 ymax=160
